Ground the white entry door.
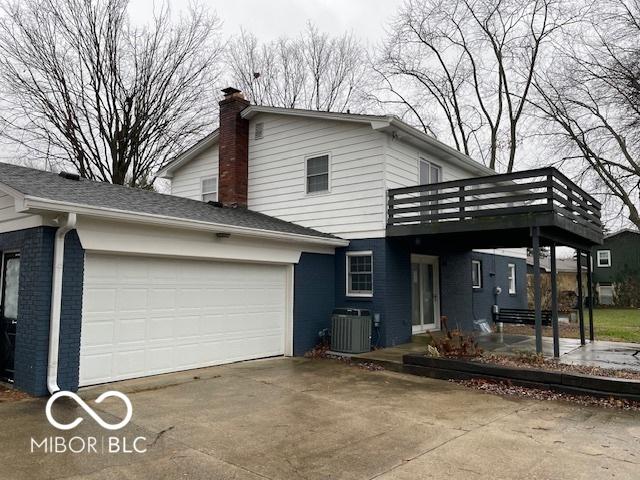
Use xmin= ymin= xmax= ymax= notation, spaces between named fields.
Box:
xmin=79 ymin=253 xmax=289 ymax=386
xmin=411 ymin=255 xmax=440 ymax=333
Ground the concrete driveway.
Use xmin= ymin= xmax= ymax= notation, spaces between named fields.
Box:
xmin=2 ymin=358 xmax=639 ymax=479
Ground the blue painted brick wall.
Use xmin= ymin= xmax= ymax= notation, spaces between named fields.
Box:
xmin=334 ymin=239 xmax=412 ymax=348
xmin=293 ymin=253 xmax=335 ymax=355
xmin=0 ymin=227 xmax=55 ymax=395
xmin=471 ymin=252 xmax=527 ymax=327
xmin=0 ymin=227 xmax=84 ymax=395
xmin=439 ymin=252 xmax=474 ymax=331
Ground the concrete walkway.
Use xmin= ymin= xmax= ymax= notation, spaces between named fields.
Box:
xmin=2 ymin=358 xmax=639 ymax=479
xmin=354 ymin=333 xmax=640 ymax=373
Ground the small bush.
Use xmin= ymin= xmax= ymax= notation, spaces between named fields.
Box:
xmin=429 ymin=316 xmax=483 ymax=358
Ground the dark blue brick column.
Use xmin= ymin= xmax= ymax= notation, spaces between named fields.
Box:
xmin=57 ymin=231 xmax=84 ymax=391
xmin=0 ymin=226 xmax=84 ymax=395
xmin=293 ymin=253 xmax=335 ymax=355
xmin=439 ymin=252 xmax=474 ymax=331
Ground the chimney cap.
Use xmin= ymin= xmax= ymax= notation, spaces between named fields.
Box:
xmin=222 ymin=87 xmax=242 ymax=96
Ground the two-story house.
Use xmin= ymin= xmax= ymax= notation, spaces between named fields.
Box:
xmin=159 ymin=88 xmax=530 ymax=350
xmin=0 ymin=87 xmax=535 ymax=395
xmin=591 ymin=228 xmax=640 ymax=306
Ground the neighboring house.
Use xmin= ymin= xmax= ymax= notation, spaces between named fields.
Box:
xmin=0 ymin=87 xmax=528 ymax=395
xmin=525 ymin=256 xmax=585 ymax=310
xmin=591 ymin=229 xmax=640 ymax=306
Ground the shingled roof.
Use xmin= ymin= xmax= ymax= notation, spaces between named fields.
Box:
xmin=0 ymin=162 xmax=343 ymax=242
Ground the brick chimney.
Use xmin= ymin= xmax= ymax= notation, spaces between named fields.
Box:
xmin=218 ymin=87 xmax=250 ymax=207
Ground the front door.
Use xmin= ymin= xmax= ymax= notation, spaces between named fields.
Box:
xmin=411 ymin=255 xmax=440 ymax=333
xmin=0 ymin=252 xmax=20 ymax=382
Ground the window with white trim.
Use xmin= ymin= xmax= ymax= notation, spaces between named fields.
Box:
xmin=599 ymin=284 xmax=614 ymax=305
xmin=508 ymin=263 xmax=516 ymax=295
xmin=419 ymin=158 xmax=442 ymax=184
xmin=201 ymin=176 xmax=218 ymax=202
xmin=306 ymin=154 xmax=329 ymax=194
xmin=597 ymin=250 xmax=611 ymax=267
xmin=472 ymin=260 xmax=482 ymax=289
xmin=347 ymin=251 xmax=373 ymax=296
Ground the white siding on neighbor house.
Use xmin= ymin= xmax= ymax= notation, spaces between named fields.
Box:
xmin=247 ymin=114 xmax=387 ymax=239
xmin=0 ymin=192 xmax=43 ymax=231
xmin=169 ymin=147 xmax=219 ymax=201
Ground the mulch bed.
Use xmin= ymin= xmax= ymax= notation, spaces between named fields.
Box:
xmin=474 ymin=353 xmax=640 ymax=381
xmin=453 ymin=378 xmax=640 ymax=411
xmin=0 ymin=385 xmax=30 ymax=403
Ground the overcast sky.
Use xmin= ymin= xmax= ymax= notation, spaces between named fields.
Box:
xmin=128 ymin=0 xmax=402 ymax=43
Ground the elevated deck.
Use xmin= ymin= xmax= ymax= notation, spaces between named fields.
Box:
xmin=387 ymin=167 xmax=603 ymax=249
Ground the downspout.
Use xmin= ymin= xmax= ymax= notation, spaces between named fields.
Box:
xmin=47 ymin=213 xmax=77 ymax=394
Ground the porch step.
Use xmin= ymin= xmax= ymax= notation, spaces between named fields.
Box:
xmin=351 ymin=341 xmax=428 ymax=372
xmin=411 ymin=332 xmax=440 ymax=346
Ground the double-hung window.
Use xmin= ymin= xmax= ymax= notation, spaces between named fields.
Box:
xmin=306 ymin=154 xmax=329 ymax=194
xmin=597 ymin=250 xmax=611 ymax=267
xmin=507 ymin=263 xmax=516 ymax=294
xmin=346 ymin=251 xmax=373 ymax=296
xmin=201 ymin=176 xmax=218 ymax=202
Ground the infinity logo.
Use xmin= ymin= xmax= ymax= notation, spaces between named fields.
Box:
xmin=45 ymin=391 xmax=133 ymax=431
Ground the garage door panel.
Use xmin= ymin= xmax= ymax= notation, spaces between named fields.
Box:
xmin=80 ymin=254 xmax=288 ymax=386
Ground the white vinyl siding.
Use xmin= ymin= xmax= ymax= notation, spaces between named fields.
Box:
xmin=0 ymin=192 xmax=44 ymax=230
xmin=384 ymin=137 xmax=476 ymax=191
xmin=170 ymin=147 xmax=219 ymax=200
xmin=247 ymin=114 xmax=386 ymax=239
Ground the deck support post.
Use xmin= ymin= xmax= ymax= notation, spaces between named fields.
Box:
xmin=577 ymin=250 xmax=586 ymax=345
xmin=586 ymin=251 xmax=594 ymax=342
xmin=550 ymin=243 xmax=560 ymax=358
xmin=532 ymin=227 xmax=543 ymax=354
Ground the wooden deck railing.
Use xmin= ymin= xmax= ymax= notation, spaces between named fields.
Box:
xmin=387 ymin=167 xmax=601 ymax=235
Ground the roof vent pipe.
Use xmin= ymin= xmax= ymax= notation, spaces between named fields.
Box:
xmin=47 ymin=212 xmax=77 ymax=394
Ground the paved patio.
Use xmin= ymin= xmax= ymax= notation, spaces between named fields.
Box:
xmin=2 ymin=358 xmax=639 ymax=479
xmin=354 ymin=333 xmax=640 ymax=373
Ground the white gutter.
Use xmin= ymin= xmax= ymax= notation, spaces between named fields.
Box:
xmin=20 ymin=196 xmax=349 ymax=247
xmin=47 ymin=213 xmax=77 ymax=394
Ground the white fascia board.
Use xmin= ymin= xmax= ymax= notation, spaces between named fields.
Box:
xmin=380 ymin=119 xmax=496 ymax=177
xmin=21 ymin=196 xmax=349 ymax=247
xmin=241 ymin=105 xmax=391 ymax=125
xmin=156 ymin=131 xmax=219 ymax=178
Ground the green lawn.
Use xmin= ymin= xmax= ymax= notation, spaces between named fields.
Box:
xmin=503 ymin=308 xmax=640 ymax=343
xmin=590 ymin=308 xmax=640 ymax=343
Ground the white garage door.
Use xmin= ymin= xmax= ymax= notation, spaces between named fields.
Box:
xmin=79 ymin=253 xmax=288 ymax=386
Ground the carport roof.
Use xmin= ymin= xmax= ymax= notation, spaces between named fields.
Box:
xmin=0 ymin=162 xmax=346 ymax=245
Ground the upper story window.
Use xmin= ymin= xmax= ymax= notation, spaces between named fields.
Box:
xmin=255 ymin=122 xmax=264 ymax=140
xmin=508 ymin=263 xmax=516 ymax=294
xmin=419 ymin=158 xmax=442 ymax=185
xmin=472 ymin=260 xmax=482 ymax=289
xmin=346 ymin=251 xmax=373 ymax=297
xmin=597 ymin=250 xmax=611 ymax=267
xmin=201 ymin=176 xmax=218 ymax=202
xmin=306 ymin=154 xmax=329 ymax=194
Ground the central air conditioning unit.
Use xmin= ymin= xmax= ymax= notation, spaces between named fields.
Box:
xmin=331 ymin=308 xmax=372 ymax=354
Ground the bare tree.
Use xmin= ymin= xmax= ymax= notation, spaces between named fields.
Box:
xmin=0 ymin=0 xmax=223 ymax=187
xmin=226 ymin=23 xmax=370 ymax=112
xmin=532 ymin=0 xmax=640 ymax=229
xmin=375 ymin=0 xmax=572 ymax=171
